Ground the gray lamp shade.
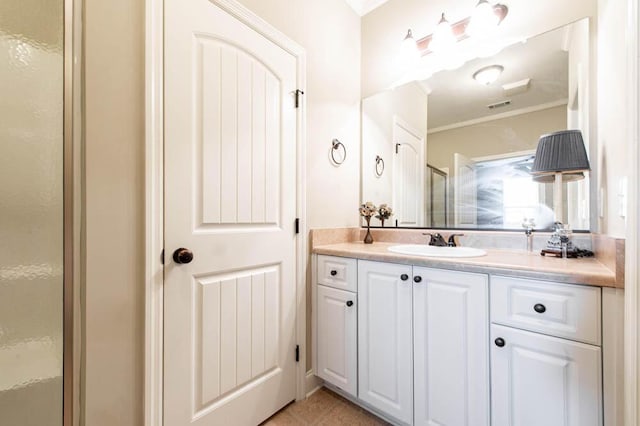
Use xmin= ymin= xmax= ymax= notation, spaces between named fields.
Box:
xmin=531 ymin=130 xmax=591 ymax=175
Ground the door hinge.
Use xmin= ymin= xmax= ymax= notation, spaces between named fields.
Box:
xmin=395 ymin=143 xmax=401 ymax=154
xmin=160 ymin=249 xmax=165 ymax=265
xmin=295 ymin=345 xmax=300 ymax=362
xmin=294 ymin=89 xmax=305 ymax=108
xmin=295 ymin=218 xmax=300 ymax=234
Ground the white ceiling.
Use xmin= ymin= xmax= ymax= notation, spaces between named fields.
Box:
xmin=426 ymin=25 xmax=570 ymax=130
xmin=343 ymin=0 xmax=391 ymax=16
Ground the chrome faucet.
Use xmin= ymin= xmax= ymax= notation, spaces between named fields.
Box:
xmin=423 ymin=233 xmax=446 ymax=246
xmin=423 ymin=232 xmax=464 ymax=247
xmin=447 ymin=234 xmax=464 ymax=247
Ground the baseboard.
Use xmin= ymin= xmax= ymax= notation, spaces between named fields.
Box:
xmin=305 ymin=372 xmax=323 ymax=398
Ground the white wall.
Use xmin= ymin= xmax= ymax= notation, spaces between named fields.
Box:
xmin=428 ymin=106 xmax=567 ymax=173
xmin=361 ymin=82 xmax=428 ymax=213
xmin=596 ymin=0 xmax=629 ymax=238
xmin=84 ymin=0 xmax=145 ymax=424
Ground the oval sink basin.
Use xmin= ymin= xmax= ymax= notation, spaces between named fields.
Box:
xmin=388 ymin=244 xmax=487 ymax=258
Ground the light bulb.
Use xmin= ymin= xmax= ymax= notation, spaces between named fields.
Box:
xmin=467 ymin=0 xmax=499 ymax=38
xmin=399 ymin=29 xmax=421 ymax=68
xmin=472 ymin=65 xmax=504 ymax=85
xmin=430 ymin=13 xmax=457 ymax=54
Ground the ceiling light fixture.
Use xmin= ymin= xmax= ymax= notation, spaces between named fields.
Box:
xmin=473 ymin=64 xmax=504 ymax=85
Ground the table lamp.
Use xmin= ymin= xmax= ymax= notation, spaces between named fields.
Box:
xmin=531 ymin=130 xmax=591 ymax=223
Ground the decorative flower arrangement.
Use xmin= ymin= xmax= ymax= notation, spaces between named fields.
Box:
xmin=359 ymin=202 xmax=378 ymax=244
xmin=375 ymin=204 xmax=393 ymax=226
xmin=359 ymin=202 xmax=378 ymax=218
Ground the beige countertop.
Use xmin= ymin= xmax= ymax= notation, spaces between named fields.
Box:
xmin=313 ymin=241 xmax=618 ymax=288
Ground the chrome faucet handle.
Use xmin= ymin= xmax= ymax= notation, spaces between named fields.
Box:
xmin=423 ymin=232 xmax=447 ymax=246
xmin=422 ymin=232 xmax=434 ymax=245
xmin=447 ymin=234 xmax=464 ymax=247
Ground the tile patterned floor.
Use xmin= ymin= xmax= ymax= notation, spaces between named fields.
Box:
xmin=261 ymin=387 xmax=391 ymax=426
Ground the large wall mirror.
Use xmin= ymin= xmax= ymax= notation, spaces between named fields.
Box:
xmin=361 ymin=18 xmax=592 ymax=231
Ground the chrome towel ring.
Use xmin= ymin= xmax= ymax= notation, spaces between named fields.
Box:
xmin=331 ymin=139 xmax=346 ymax=165
xmin=375 ymin=155 xmax=385 ymax=177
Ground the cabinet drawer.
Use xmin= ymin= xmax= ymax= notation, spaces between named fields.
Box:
xmin=490 ymin=276 xmax=601 ymax=345
xmin=317 ymin=255 xmax=357 ymax=292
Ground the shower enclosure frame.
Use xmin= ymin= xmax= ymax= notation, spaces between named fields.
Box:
xmin=63 ymin=0 xmax=81 ymax=424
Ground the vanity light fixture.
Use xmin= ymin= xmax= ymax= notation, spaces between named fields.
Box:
xmin=430 ymin=13 xmax=457 ymax=54
xmin=473 ymin=64 xmax=504 ymax=85
xmin=399 ymin=29 xmax=421 ymax=66
xmin=405 ymin=3 xmax=509 ymax=56
xmin=467 ymin=0 xmax=500 ymax=37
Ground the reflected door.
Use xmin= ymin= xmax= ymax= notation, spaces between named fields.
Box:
xmin=163 ymin=0 xmax=300 ymax=424
xmin=393 ymin=117 xmax=425 ymax=227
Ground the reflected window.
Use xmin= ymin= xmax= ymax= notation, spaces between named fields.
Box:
xmin=475 ymin=154 xmax=554 ymax=229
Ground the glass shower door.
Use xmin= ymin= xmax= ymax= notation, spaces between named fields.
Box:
xmin=0 ymin=1 xmax=64 ymax=425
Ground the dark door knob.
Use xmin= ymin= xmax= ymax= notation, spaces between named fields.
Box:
xmin=330 ymin=270 xmax=337 ymax=276
xmin=173 ymin=248 xmax=194 ymax=264
xmin=414 ymin=276 xmax=422 ymax=283
xmin=346 ymin=300 xmax=354 ymax=307
xmin=495 ymin=337 xmax=505 ymax=347
xmin=534 ymin=303 xmax=547 ymax=313
xmin=400 ymin=274 xmax=409 ymax=281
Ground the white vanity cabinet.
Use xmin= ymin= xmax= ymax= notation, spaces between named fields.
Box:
xmin=490 ymin=276 xmax=603 ymax=426
xmin=316 ymin=256 xmax=358 ymax=397
xmin=314 ymin=255 xmax=611 ymax=426
xmin=358 ymin=260 xmax=414 ymax=424
xmin=356 ymin=260 xmax=490 ymax=426
xmin=413 ymin=267 xmax=490 ymax=426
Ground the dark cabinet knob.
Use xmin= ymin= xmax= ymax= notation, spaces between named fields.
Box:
xmin=413 ymin=276 xmax=422 ymax=283
xmin=495 ymin=338 xmax=505 ymax=347
xmin=330 ymin=270 xmax=337 ymax=276
xmin=400 ymin=274 xmax=409 ymax=281
xmin=534 ymin=303 xmax=547 ymax=314
xmin=173 ymin=248 xmax=194 ymax=264
xmin=346 ymin=300 xmax=354 ymax=307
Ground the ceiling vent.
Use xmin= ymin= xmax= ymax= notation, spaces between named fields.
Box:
xmin=487 ymin=100 xmax=512 ymax=109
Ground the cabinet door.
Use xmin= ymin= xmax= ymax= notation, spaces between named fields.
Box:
xmin=358 ymin=260 xmax=413 ymax=424
xmin=316 ymin=285 xmax=357 ymax=397
xmin=413 ymin=267 xmax=489 ymax=426
xmin=491 ymin=324 xmax=602 ymax=426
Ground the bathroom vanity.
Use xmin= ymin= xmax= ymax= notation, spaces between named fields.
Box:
xmin=312 ymin=234 xmax=623 ymax=426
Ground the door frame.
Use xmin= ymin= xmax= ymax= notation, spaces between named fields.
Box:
xmin=626 ymin=0 xmax=640 ymax=423
xmin=144 ymin=1 xmax=307 ymax=425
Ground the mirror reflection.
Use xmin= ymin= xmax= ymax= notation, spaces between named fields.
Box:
xmin=361 ymin=19 xmax=591 ymax=231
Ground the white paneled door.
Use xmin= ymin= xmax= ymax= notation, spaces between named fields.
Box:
xmin=393 ymin=117 xmax=425 ymax=227
xmin=163 ymin=1 xmax=301 ymax=425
